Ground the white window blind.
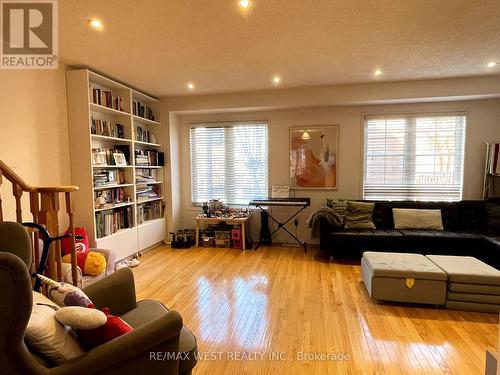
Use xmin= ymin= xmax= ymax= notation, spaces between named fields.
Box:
xmin=363 ymin=114 xmax=466 ymax=201
xmin=190 ymin=123 xmax=268 ymax=205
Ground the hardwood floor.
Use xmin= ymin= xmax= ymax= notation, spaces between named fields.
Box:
xmin=132 ymin=245 xmax=498 ymax=375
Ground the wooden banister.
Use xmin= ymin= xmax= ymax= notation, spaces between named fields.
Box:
xmin=0 ymin=160 xmax=80 ymax=286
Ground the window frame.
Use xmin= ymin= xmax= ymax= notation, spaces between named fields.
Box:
xmin=189 ymin=120 xmax=270 ymax=206
xmin=361 ymin=111 xmax=467 ymax=202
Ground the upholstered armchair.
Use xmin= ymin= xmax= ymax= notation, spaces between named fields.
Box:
xmin=0 ymin=221 xmax=197 ymax=375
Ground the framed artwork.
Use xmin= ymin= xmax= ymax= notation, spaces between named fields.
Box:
xmin=113 ymin=152 xmax=127 ymax=166
xmin=290 ymin=125 xmax=339 ymax=189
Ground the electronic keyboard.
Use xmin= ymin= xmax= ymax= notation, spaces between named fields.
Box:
xmin=249 ymin=198 xmax=310 ymax=207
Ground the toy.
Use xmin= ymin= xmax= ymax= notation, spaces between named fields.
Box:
xmin=62 ymin=251 xmax=106 ymax=276
xmin=78 ymin=305 xmax=133 ymax=349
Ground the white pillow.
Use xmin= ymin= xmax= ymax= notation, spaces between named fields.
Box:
xmin=393 ymin=208 xmax=444 ymax=230
xmin=55 ymin=306 xmax=107 ymax=330
xmin=26 ymin=292 xmax=85 ymax=365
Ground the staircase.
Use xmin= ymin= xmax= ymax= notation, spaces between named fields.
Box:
xmin=0 ymin=160 xmax=79 ymax=285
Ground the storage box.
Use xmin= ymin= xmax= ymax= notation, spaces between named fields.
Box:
xmin=361 ymin=251 xmax=447 ymax=305
xmin=215 ymin=239 xmax=231 ymax=248
xmin=215 ymin=230 xmax=231 ymax=240
xmin=201 ymin=237 xmax=215 ymax=247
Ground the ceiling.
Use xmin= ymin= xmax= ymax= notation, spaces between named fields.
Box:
xmin=60 ymin=0 xmax=500 ymax=97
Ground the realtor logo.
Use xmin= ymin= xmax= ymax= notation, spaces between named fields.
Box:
xmin=1 ymin=0 xmax=58 ymax=69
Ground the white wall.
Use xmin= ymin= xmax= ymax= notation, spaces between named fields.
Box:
xmin=0 ymin=67 xmax=71 ymax=223
xmin=168 ymin=98 xmax=500 ymax=244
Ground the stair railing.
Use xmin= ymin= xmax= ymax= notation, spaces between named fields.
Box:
xmin=0 ymin=159 xmax=79 ymax=285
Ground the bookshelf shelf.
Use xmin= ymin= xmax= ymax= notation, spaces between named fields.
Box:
xmin=92 ymin=165 xmax=134 ymax=169
xmin=133 ymin=115 xmax=160 ymax=126
xmin=90 ymin=102 xmax=130 ymax=117
xmin=91 ymin=134 xmax=132 ymax=143
xmin=93 ymin=183 xmax=134 ymax=190
xmin=67 ymin=69 xmax=166 ymax=263
xmin=134 ymin=140 xmax=161 ymax=147
xmin=94 ymin=202 xmax=135 ymax=212
xmin=135 ymin=165 xmax=163 ymax=169
xmin=137 ymin=197 xmax=163 ymax=204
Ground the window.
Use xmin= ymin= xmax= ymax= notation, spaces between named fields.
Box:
xmin=363 ymin=113 xmax=466 ymax=201
xmin=190 ymin=122 xmax=268 ymax=205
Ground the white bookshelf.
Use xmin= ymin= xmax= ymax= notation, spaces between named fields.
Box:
xmin=66 ymin=69 xmax=166 ymax=263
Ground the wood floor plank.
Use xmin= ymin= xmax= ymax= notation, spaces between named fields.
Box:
xmin=133 ymin=245 xmax=498 ymax=375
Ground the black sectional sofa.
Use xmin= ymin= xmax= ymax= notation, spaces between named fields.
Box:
xmin=319 ymin=200 xmax=500 ymax=268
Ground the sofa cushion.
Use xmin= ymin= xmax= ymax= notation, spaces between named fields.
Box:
xmin=362 ymin=251 xmax=447 ymax=280
xmin=426 ymin=255 xmax=500 ymax=285
xmin=398 ymin=230 xmax=481 ymax=239
xmin=485 ymin=201 xmax=500 ymax=234
xmin=449 ymin=282 xmax=500 ymax=295
xmin=393 ymin=208 xmax=443 ymax=230
xmin=447 ymin=292 xmax=500 ymax=304
xmin=121 ymin=300 xmax=197 ymax=374
xmin=26 ymin=292 xmax=85 ymax=365
xmin=344 ymin=201 xmax=376 ymax=229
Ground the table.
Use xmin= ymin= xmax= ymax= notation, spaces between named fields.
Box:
xmin=195 ymin=216 xmax=251 ymax=250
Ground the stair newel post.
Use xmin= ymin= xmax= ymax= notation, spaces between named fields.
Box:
xmin=40 ymin=191 xmax=62 ymax=281
xmin=65 ymin=192 xmax=78 ymax=286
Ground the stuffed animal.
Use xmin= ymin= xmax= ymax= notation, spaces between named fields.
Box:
xmin=62 ymin=251 xmax=107 ymax=276
xmin=77 ymin=305 xmax=133 ymax=349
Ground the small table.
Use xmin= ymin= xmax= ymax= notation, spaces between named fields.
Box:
xmin=195 ymin=216 xmax=251 ymax=250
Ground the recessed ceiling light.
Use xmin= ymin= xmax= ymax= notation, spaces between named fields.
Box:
xmin=238 ymin=0 xmax=252 ymax=9
xmin=487 ymin=61 xmax=497 ymax=68
xmin=186 ymin=82 xmax=195 ymax=90
xmin=374 ymin=70 xmax=382 ymax=76
xmin=272 ymin=76 xmax=281 ymax=85
xmin=88 ymin=18 xmax=104 ymax=30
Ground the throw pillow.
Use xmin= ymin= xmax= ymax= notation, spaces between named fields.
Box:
xmin=78 ymin=306 xmax=134 ymax=350
xmin=392 ymin=208 xmax=444 ymax=230
xmin=55 ymin=306 xmax=107 ymax=330
xmin=35 ymin=274 xmax=92 ymax=307
xmin=485 ymin=201 xmax=500 ymax=234
xmin=26 ymin=292 xmax=85 ymax=365
xmin=344 ymin=201 xmax=376 ymax=229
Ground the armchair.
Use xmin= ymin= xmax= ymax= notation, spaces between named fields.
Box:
xmin=0 ymin=221 xmax=198 ymax=375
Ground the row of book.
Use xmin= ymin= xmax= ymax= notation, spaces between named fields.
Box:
xmin=135 ymin=149 xmax=160 ymax=166
xmin=91 ymin=117 xmax=125 ymax=138
xmin=92 ymin=148 xmax=128 ymax=166
xmin=89 ymin=85 xmax=124 ymax=111
xmin=135 ymin=126 xmax=156 ymax=143
xmin=136 ymin=169 xmax=157 ymax=184
xmin=132 ymin=101 xmax=155 ymax=120
xmin=95 ymin=207 xmax=132 ymax=239
xmin=137 ymin=201 xmax=163 ymax=225
xmin=136 ymin=184 xmax=161 ymax=203
xmin=93 ymin=169 xmax=126 ymax=187
xmin=94 ymin=187 xmax=126 ymax=207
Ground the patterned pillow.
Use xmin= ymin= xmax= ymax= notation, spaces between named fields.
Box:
xmin=36 ymin=274 xmax=92 ymax=307
xmin=344 ymin=201 xmax=376 ymax=229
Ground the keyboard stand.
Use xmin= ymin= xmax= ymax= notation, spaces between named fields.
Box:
xmin=253 ymin=203 xmax=308 ymax=252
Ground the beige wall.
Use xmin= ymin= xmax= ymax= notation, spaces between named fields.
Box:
xmin=170 ymin=98 xmax=500 ymax=244
xmin=0 ymin=67 xmax=71 ymax=222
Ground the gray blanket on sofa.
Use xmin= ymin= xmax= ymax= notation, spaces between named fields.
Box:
xmin=306 ymin=206 xmax=343 ymax=238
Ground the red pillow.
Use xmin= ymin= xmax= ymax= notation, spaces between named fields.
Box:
xmin=61 ymin=227 xmax=89 ymax=255
xmin=78 ymin=305 xmax=133 ymax=349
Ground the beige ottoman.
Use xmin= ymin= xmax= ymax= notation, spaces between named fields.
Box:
xmin=426 ymin=255 xmax=500 ymax=313
xmin=362 ymin=252 xmax=447 ymax=305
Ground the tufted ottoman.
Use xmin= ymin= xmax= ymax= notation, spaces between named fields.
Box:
xmin=361 ymin=251 xmax=447 ymax=305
